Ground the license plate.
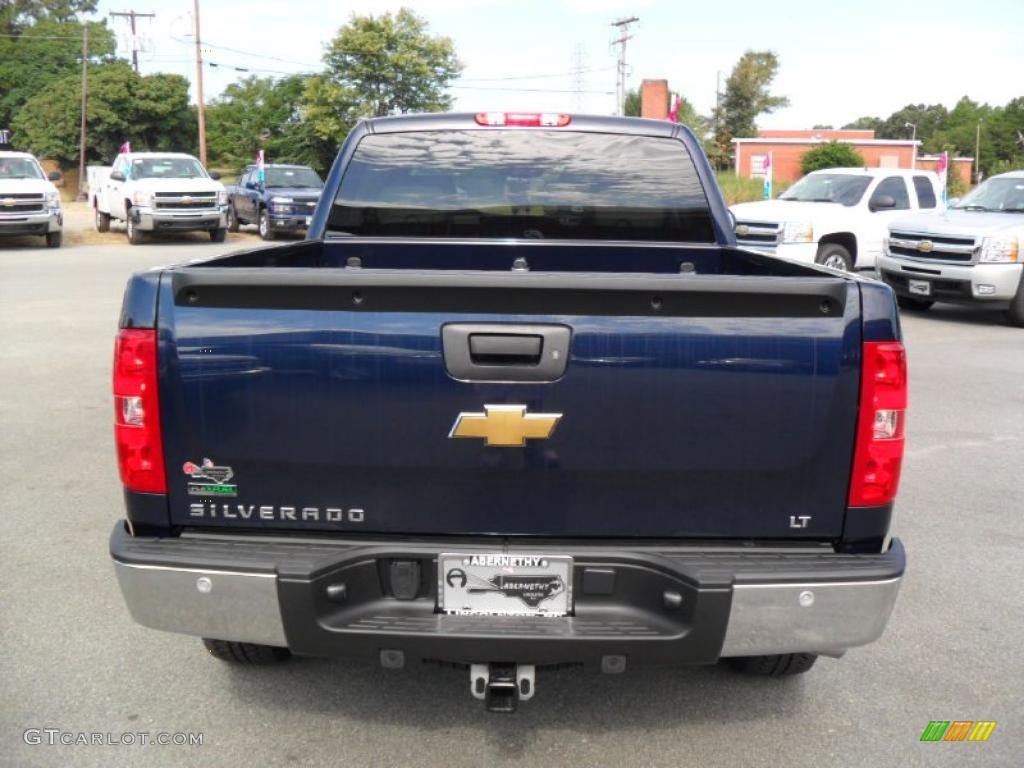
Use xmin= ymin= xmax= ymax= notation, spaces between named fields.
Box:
xmin=438 ymin=553 xmax=573 ymax=616
xmin=908 ymin=279 xmax=931 ymax=296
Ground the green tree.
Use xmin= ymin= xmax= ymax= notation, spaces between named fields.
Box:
xmin=12 ymin=62 xmax=195 ymax=165
xmin=800 ymin=141 xmax=865 ymax=174
xmin=623 ymin=87 xmax=641 ymax=117
xmin=2 ymin=0 xmax=98 ymax=32
xmin=303 ymin=8 xmax=461 ymax=152
xmin=712 ymin=50 xmax=788 ymax=169
xmin=842 ymin=116 xmax=883 ymax=132
xmin=874 ymin=103 xmax=948 ymax=146
xmin=0 ymin=17 xmax=116 ymax=129
xmin=207 ymin=75 xmax=334 ymax=172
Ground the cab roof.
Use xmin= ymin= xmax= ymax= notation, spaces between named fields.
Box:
xmin=807 ymin=167 xmax=938 ymax=179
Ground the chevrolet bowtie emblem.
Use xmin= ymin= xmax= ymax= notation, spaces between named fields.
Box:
xmin=449 ymin=405 xmax=562 ymax=447
xmin=2 ymin=197 xmax=15 ymax=207
xmin=735 ymin=224 xmax=749 ymax=237
xmin=916 ymin=240 xmax=934 ymax=253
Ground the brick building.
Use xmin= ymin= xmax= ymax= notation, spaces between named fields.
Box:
xmin=732 ymin=130 xmax=973 ymax=187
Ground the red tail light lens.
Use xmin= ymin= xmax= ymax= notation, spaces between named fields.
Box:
xmin=474 ymin=112 xmax=571 ymax=127
xmin=848 ymin=341 xmax=907 ymax=506
xmin=113 ymin=329 xmax=166 ymax=493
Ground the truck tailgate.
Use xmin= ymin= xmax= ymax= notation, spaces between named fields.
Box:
xmin=158 ymin=268 xmax=861 ymax=539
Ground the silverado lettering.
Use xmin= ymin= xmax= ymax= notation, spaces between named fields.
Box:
xmin=188 ymin=504 xmax=365 ymax=523
xmin=110 ymin=112 xmax=907 ymax=712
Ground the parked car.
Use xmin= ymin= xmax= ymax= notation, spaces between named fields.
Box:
xmin=878 ymin=170 xmax=1024 ymax=326
xmin=109 ymin=112 xmax=907 ymax=712
xmin=0 ymin=150 xmax=63 ymax=247
xmin=226 ymin=164 xmax=323 ymax=240
xmin=93 ymin=152 xmax=228 ymax=245
xmin=731 ymin=167 xmax=942 ymax=271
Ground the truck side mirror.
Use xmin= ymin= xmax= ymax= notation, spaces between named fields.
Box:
xmin=209 ymin=170 xmax=222 ymax=180
xmin=869 ymin=194 xmax=896 ymax=212
xmin=48 ymin=170 xmax=62 ymax=181
xmin=110 ymin=170 xmax=126 ymax=182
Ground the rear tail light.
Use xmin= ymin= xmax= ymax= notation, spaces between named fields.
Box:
xmin=848 ymin=341 xmax=907 ymax=506
xmin=113 ymin=328 xmax=166 ymax=493
xmin=474 ymin=112 xmax=571 ymax=127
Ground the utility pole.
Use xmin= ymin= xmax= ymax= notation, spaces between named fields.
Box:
xmin=974 ymin=119 xmax=982 ymax=184
xmin=715 ymin=70 xmax=722 ymax=134
xmin=193 ymin=0 xmax=207 ymax=166
xmin=610 ymin=16 xmax=638 ymax=116
xmin=109 ymin=10 xmax=155 ymax=73
xmin=77 ymin=23 xmax=88 ymax=201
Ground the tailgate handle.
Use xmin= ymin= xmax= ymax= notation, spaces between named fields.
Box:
xmin=469 ymin=334 xmax=542 ymax=365
xmin=443 ymin=324 xmax=571 ymax=382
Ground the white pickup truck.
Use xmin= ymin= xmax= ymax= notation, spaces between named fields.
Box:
xmin=879 ymin=170 xmax=1024 ymax=327
xmin=92 ymin=152 xmax=228 ymax=244
xmin=0 ymin=150 xmax=63 ymax=248
xmin=731 ymin=167 xmax=942 ymax=271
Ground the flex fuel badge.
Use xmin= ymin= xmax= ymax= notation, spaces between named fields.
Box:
xmin=184 ymin=458 xmax=237 ymax=497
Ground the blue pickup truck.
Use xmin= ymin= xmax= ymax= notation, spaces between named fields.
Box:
xmin=110 ymin=113 xmax=907 ymax=712
xmin=225 ymin=163 xmax=323 ymax=240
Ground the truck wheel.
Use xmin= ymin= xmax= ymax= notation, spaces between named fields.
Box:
xmin=226 ymin=205 xmax=239 ymax=232
xmin=210 ymin=228 xmax=227 ymax=243
xmin=897 ymin=296 xmax=934 ymax=312
xmin=126 ymin=212 xmax=144 ymax=245
xmin=45 ymin=231 xmax=63 ymax=248
xmin=95 ymin=208 xmax=111 ymax=233
xmin=1006 ymin=278 xmax=1024 ymax=328
xmin=258 ymin=209 xmax=275 ymax=241
xmin=726 ymin=653 xmax=818 ymax=677
xmin=202 ymin=638 xmax=290 ymax=664
xmin=815 ymin=244 xmax=853 ymax=271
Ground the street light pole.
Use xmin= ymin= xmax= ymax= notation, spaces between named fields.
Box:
xmin=904 ymin=122 xmax=916 ymax=169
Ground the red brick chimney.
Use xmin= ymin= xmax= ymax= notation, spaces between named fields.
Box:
xmin=640 ymin=79 xmax=669 ymax=119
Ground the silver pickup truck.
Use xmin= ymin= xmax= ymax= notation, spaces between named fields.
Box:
xmin=0 ymin=150 xmax=63 ymax=248
xmin=879 ymin=171 xmax=1024 ymax=326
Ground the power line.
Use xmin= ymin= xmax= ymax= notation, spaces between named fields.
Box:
xmin=109 ymin=9 xmax=155 ymax=72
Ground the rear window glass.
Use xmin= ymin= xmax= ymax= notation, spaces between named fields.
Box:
xmin=328 ymin=130 xmax=714 ymax=242
xmin=913 ymin=176 xmax=936 ymax=209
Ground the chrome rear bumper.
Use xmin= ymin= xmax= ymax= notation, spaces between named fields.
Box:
xmin=112 ymin=524 xmax=904 ymax=662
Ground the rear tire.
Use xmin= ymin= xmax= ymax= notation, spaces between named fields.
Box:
xmin=1006 ymin=278 xmax=1024 ymax=328
xmin=727 ymin=653 xmax=818 ymax=677
xmin=897 ymin=296 xmax=934 ymax=312
xmin=45 ymin=231 xmax=62 ymax=248
xmin=202 ymin=638 xmax=290 ymax=664
xmin=226 ymin=205 xmax=239 ymax=232
xmin=815 ymin=243 xmax=853 ymax=271
xmin=210 ymin=227 xmax=227 ymax=243
xmin=258 ymin=208 xmax=275 ymax=241
xmin=95 ymin=208 xmax=111 ymax=233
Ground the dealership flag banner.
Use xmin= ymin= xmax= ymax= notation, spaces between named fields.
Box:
xmin=763 ymin=152 xmax=773 ymax=199
xmin=937 ymin=150 xmax=949 ymax=206
xmin=668 ymin=94 xmax=681 ymax=123
xmin=256 ymin=149 xmax=266 ymax=185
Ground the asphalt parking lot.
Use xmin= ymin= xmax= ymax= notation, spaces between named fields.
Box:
xmin=1 ymin=238 xmax=1021 ymax=768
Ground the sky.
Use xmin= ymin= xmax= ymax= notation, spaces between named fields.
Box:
xmin=93 ymin=0 xmax=1024 ymax=129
